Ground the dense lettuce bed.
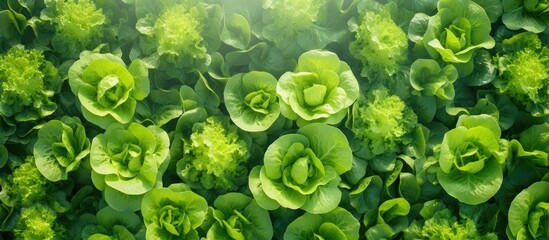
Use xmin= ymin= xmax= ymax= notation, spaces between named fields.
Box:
xmin=1 ymin=0 xmax=548 ymax=239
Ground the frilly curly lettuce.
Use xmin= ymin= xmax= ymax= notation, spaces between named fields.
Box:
xmin=134 ymin=0 xmax=221 ymax=76
xmin=0 ymin=45 xmax=62 ymax=122
xmin=261 ymin=0 xmax=349 ymax=58
xmin=493 ymin=32 xmax=549 ymax=117
xmin=349 ymin=4 xmax=409 ymax=81
xmin=175 ymin=116 xmax=251 ymax=191
xmin=14 ymin=204 xmax=59 ymax=240
xmin=43 ymin=0 xmax=107 ymax=59
xmin=348 ymin=87 xmax=418 ymax=156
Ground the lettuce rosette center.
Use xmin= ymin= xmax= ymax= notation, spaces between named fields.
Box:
xmin=154 ymin=4 xmax=205 ymax=57
xmin=280 ymin=143 xmax=326 ymax=194
xmin=423 ymin=0 xmax=494 ymax=63
xmin=250 ymin=123 xmax=352 ymax=214
xmin=277 ymin=50 xmax=359 ymax=126
xmin=440 ymin=17 xmax=471 ymax=53
xmin=437 ymin=115 xmax=507 ymax=205
xmin=244 ymin=90 xmax=276 ymax=114
xmin=142 ymin=187 xmax=208 ymax=239
xmin=69 ymin=53 xmax=150 ymax=128
xmin=90 ymin=123 xmax=169 ymax=211
xmin=157 ymin=205 xmax=190 ymax=236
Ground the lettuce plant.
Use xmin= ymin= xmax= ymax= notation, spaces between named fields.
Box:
xmin=68 ymin=52 xmax=150 ymax=128
xmin=502 ymin=0 xmax=549 ymax=33
xmin=423 ymin=0 xmax=495 ymax=64
xmin=364 ymin=198 xmax=411 ymax=239
xmin=348 ymin=87 xmax=418 ymax=157
xmin=349 ymin=3 xmax=409 ymax=81
xmin=507 ymin=180 xmax=549 ymax=240
xmin=493 ymin=32 xmax=549 ymax=117
xmin=41 ymin=0 xmax=107 ymax=59
xmin=81 ymin=206 xmax=142 ymax=240
xmin=134 ymin=0 xmax=221 ymax=76
xmin=174 ymin=116 xmax=251 ymax=192
xmin=437 ymin=114 xmax=508 ymax=205
xmin=404 ymin=200 xmax=498 ymax=239
xmin=261 ymin=0 xmax=348 ymax=58
xmin=1 ymin=157 xmax=48 ymax=207
xmin=0 ymin=45 xmax=62 ymax=122
xmin=202 ymin=192 xmax=273 ymax=240
xmin=277 ymin=50 xmax=359 ymax=126
xmin=14 ymin=204 xmax=59 ymax=240
xmin=224 ymin=71 xmax=280 ymax=132
xmin=410 ymin=59 xmax=459 ymax=102
xmin=33 ymin=116 xmax=90 ymax=182
xmin=249 ymin=123 xmax=352 ymax=214
xmin=141 ymin=185 xmax=208 ymax=240
xmin=284 ymin=207 xmax=360 ymax=240
xmin=90 ymin=122 xmax=170 ymax=212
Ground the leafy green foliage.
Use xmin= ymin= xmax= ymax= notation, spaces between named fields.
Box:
xmin=42 ymin=0 xmax=107 ymax=59
xmin=224 ymin=71 xmax=280 ymax=132
xmin=68 ymin=52 xmax=150 ymax=128
xmin=250 ymin=123 xmax=352 ymax=214
xmin=404 ymin=200 xmax=498 ymax=239
xmin=141 ymin=185 xmax=208 ymax=240
xmin=134 ymin=0 xmax=221 ymax=76
xmin=349 ymin=87 xmax=418 ymax=156
xmin=350 ymin=2 xmax=409 ymax=81
xmin=0 ymin=45 xmax=61 ymax=122
xmin=507 ymin=180 xmax=549 ymax=240
xmin=502 ymin=0 xmax=549 ymax=33
xmin=176 ymin=116 xmax=251 ymax=191
xmin=202 ymin=192 xmax=273 ymax=240
xmin=1 ymin=1 xmax=549 ymax=239
xmin=14 ymin=204 xmax=59 ymax=240
xmin=34 ymin=116 xmax=90 ymax=182
xmin=81 ymin=206 xmax=142 ymax=240
xmin=284 ymin=207 xmax=359 ymax=240
xmin=277 ymin=50 xmax=359 ymax=126
xmin=493 ymin=32 xmax=549 ymax=117
xmin=437 ymin=114 xmax=507 ymax=205
xmin=423 ymin=0 xmax=495 ymax=63
xmin=2 ymin=157 xmax=48 ymax=206
xmin=90 ymin=122 xmax=169 ymax=211
xmin=261 ymin=0 xmax=349 ymax=58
